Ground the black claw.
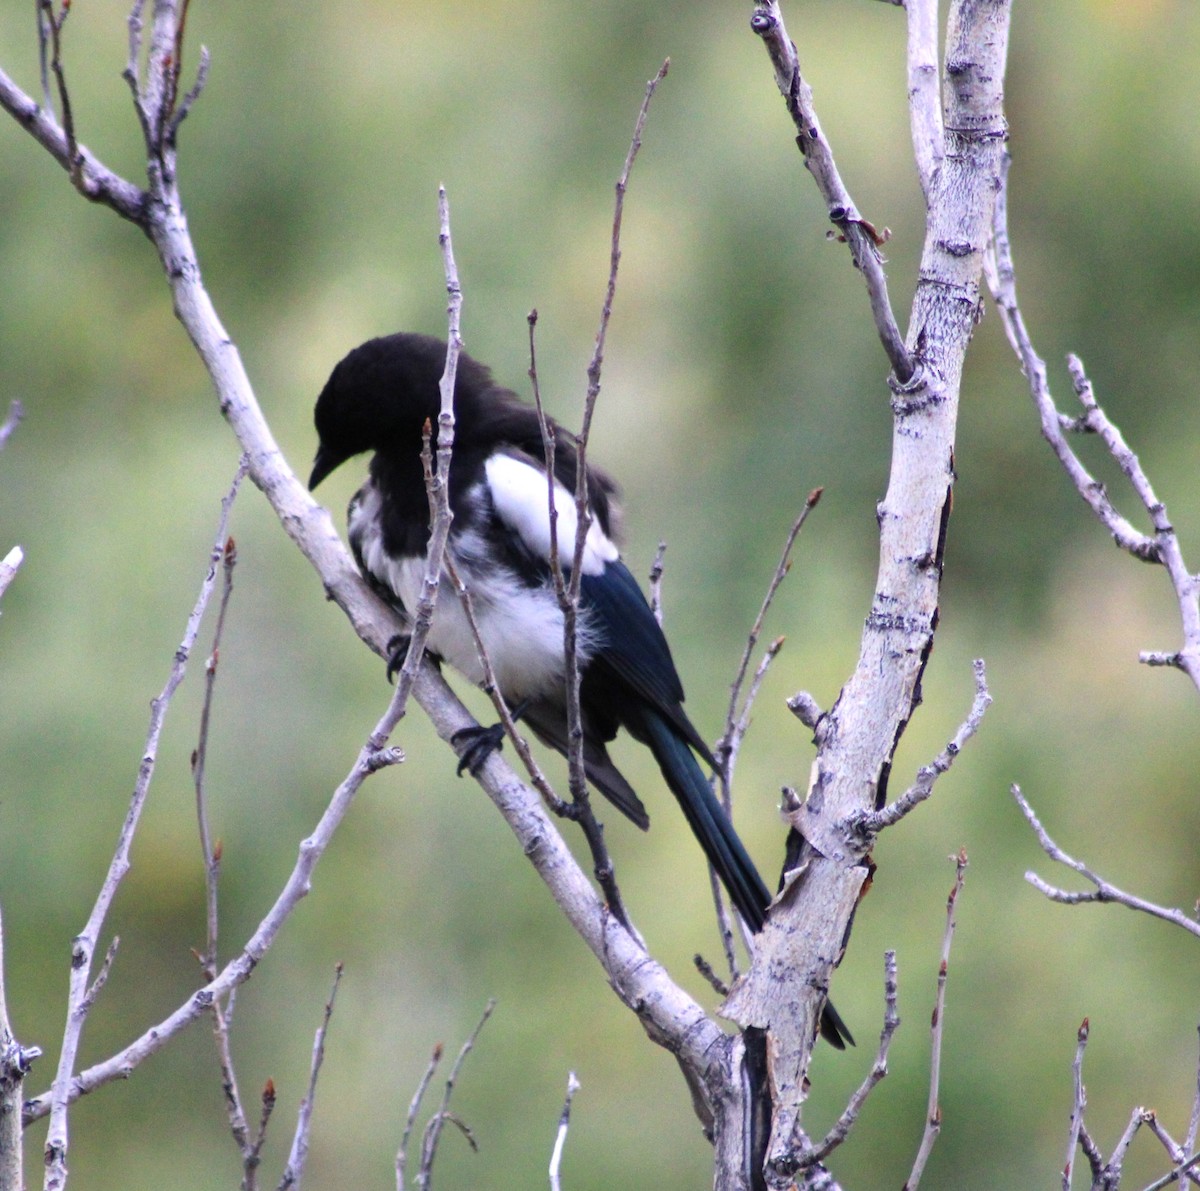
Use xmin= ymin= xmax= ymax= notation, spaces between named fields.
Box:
xmin=385 ymin=634 xmax=411 ymax=684
xmin=451 ymin=723 xmax=506 ymax=776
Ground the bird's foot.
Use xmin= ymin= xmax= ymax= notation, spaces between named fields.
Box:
xmin=385 ymin=634 xmax=411 ymax=684
xmin=385 ymin=634 xmax=443 ymax=684
xmin=451 ymin=723 xmax=506 ymax=776
xmin=451 ymin=700 xmax=530 ymax=777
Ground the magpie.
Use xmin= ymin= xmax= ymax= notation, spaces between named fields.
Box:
xmin=310 ymin=332 xmax=851 ymax=1048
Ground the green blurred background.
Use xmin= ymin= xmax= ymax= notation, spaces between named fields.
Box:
xmin=2 ymin=1 xmax=1199 ymax=1187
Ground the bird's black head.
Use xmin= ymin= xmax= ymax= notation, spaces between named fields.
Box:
xmin=309 ymin=332 xmax=498 ymax=490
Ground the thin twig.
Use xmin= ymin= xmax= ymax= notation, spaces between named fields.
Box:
xmin=1144 ymin=1149 xmax=1200 ymax=1191
xmin=1012 ymin=786 xmax=1200 ymax=939
xmin=986 ymin=152 xmax=1200 ymax=693
xmin=194 ymin=533 xmax=238 ymax=978
xmin=0 ymin=546 xmax=22 ymax=603
xmin=717 ymin=490 xmax=822 ymax=782
xmin=692 ymin=953 xmax=730 ymax=998
xmin=36 ymin=1 xmax=52 ymax=113
xmin=518 ymin=69 xmax=670 ymax=931
xmin=1187 ymin=1026 xmax=1200 ymax=1165
xmin=797 ymin=950 xmax=900 ymax=1168
xmin=417 ymin=1000 xmax=496 ymax=1191
xmin=562 ymin=59 xmax=669 ymax=809
xmin=1063 ymin=1019 xmax=1089 ymax=1191
xmin=243 ymin=1079 xmax=277 ymax=1191
xmin=1143 ymin=1112 xmax=1200 ymax=1190
xmin=749 ymin=3 xmax=911 ymax=381
xmin=904 ymin=851 xmax=968 ymax=1190
xmin=41 ymin=459 xmax=247 ymax=1190
xmin=41 ymin=0 xmax=81 ymax=190
xmin=852 ymin=659 xmax=991 ymax=837
xmin=1 ymin=902 xmax=41 ymax=1191
xmin=647 ymin=541 xmax=667 ymax=627
xmin=439 ymin=552 xmax=569 ymax=817
xmin=1078 ymin=1121 xmax=1105 ymax=1186
xmin=278 ymin=963 xmax=345 ymax=1191
xmin=392 ymin=187 xmax=462 ymax=708
xmin=0 ymin=399 xmax=22 ymax=450
xmin=548 ymin=1072 xmax=581 ymax=1191
xmin=25 ymin=679 xmax=407 ymax=1127
xmin=1109 ymin=1106 xmax=1149 ymax=1182
xmin=189 ymin=531 xmax=252 ymax=1166
xmin=397 ymin=1044 xmax=444 ymax=1191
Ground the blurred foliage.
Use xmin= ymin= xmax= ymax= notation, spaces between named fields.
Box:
xmin=2 ymin=1 xmax=1199 ymax=1188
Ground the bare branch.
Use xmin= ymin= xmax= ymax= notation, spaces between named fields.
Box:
xmin=0 ymin=399 xmax=23 ymax=450
xmin=748 ymin=3 xmax=911 ymax=380
xmin=1187 ymin=1026 xmax=1200 ymax=1170
xmin=1063 ymin=1018 xmax=1089 ymax=1191
xmin=1012 ymin=786 xmax=1200 ymax=939
xmin=1143 ymin=1148 xmax=1200 ymax=1191
xmin=244 ymin=1079 xmax=277 ymax=1191
xmin=905 ymin=851 xmax=969 ymax=1190
xmin=548 ymin=1071 xmax=581 ymax=1191
xmin=397 ymin=1043 xmax=443 ymax=1191
xmin=733 ymin=7 xmax=1013 ymax=1174
xmin=905 ymin=0 xmax=943 ymax=202
xmin=1143 ymin=1112 xmax=1200 ymax=1190
xmin=1 ymin=902 xmax=42 ymax=1191
xmin=717 ymin=490 xmax=822 ymax=782
xmin=851 ymin=659 xmax=991 ymax=837
xmin=418 ymin=1000 xmax=496 ymax=1189
xmin=391 ymin=187 xmax=462 ymax=705
xmin=0 ymin=546 xmax=22 ymax=603
xmin=41 ymin=459 xmax=247 ymax=1188
xmin=561 ymin=59 xmax=669 ymax=812
xmin=796 ymin=950 xmax=899 ymax=1168
xmin=193 ymin=534 xmax=238 ymax=979
xmin=647 ymin=541 xmax=667 ymax=627
xmin=24 ymin=685 xmax=407 ymax=1126
xmin=985 ymin=153 xmax=1200 ymax=694
xmin=279 ymin=963 xmax=345 ymax=1191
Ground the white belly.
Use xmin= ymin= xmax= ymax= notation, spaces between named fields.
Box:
xmin=351 ymin=489 xmax=587 ymax=701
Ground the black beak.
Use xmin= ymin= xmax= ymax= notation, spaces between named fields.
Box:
xmin=309 ymin=445 xmax=340 ymax=491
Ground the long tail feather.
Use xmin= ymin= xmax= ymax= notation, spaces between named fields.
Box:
xmin=640 ymin=709 xmax=853 ymax=1050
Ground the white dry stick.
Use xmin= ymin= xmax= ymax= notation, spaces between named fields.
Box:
xmin=41 ymin=460 xmax=246 ymax=1191
xmin=24 ymin=685 xmax=407 ymax=1127
xmin=561 ymin=58 xmax=668 ymax=804
xmin=794 ymin=951 xmax=900 ymax=1169
xmin=278 ymin=963 xmax=344 ymax=1191
xmin=986 ymin=155 xmax=1200 ymax=694
xmin=397 ymin=1042 xmax=443 ymax=1191
xmin=1063 ymin=1019 xmax=1089 ymax=1191
xmin=392 ymin=186 xmax=462 ymax=702
xmin=0 ymin=399 xmax=22 ymax=450
xmin=548 ymin=1071 xmax=581 ymax=1191
xmin=0 ymin=546 xmax=23 ymax=603
xmin=855 ymin=659 xmax=991 ymax=837
xmin=749 ymin=2 xmax=910 ymax=379
xmin=905 ymin=0 xmax=943 ymax=202
xmin=417 ymin=999 xmax=496 ymax=1190
xmin=1012 ymin=785 xmax=1200 ymax=939
xmin=1187 ymin=1030 xmax=1200 ymax=1174
xmin=905 ymin=851 xmax=968 ymax=1191
xmin=1 ymin=900 xmax=42 ymax=1191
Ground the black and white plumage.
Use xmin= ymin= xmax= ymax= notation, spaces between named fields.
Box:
xmin=309 ymin=332 xmax=851 ymax=1049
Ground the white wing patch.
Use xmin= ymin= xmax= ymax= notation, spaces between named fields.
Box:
xmin=484 ymin=453 xmax=618 ymax=577
xmin=349 ymin=477 xmax=602 ymax=701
